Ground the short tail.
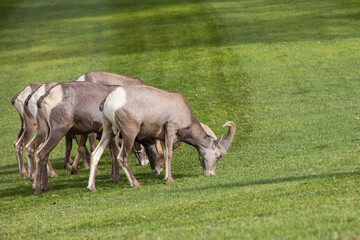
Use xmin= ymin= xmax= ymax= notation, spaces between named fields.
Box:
xmin=36 ymin=83 xmax=61 ymax=109
xmin=99 ymin=97 xmax=106 ymax=111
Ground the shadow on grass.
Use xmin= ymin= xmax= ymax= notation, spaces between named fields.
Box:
xmin=170 ymin=170 xmax=360 ymax=193
xmin=0 ymin=162 xmax=196 ymax=198
xmin=2 ymin=0 xmax=360 ymax=65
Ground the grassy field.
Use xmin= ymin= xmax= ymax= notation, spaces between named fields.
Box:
xmin=1 ymin=0 xmax=360 ymax=239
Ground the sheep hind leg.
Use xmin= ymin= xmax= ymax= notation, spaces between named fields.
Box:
xmin=13 ymin=119 xmax=24 ymax=174
xmin=87 ymin=121 xmax=114 ymax=192
xmin=33 ymin=128 xmax=66 ymax=195
xmin=15 ymin=119 xmax=37 ymax=178
xmin=116 ymin=130 xmax=141 ymax=188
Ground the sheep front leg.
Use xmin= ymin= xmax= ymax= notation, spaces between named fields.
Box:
xmin=108 ymin=136 xmax=122 ymax=183
xmin=70 ymin=135 xmax=87 ymax=174
xmin=164 ymin=127 xmax=175 ymax=183
xmin=63 ymin=134 xmax=73 ymax=168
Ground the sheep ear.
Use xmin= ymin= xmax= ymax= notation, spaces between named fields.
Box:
xmin=214 ymin=135 xmax=223 ymax=147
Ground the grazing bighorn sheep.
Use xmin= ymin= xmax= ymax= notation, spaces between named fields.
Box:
xmin=34 ymin=81 xmax=161 ymax=194
xmin=24 ymin=82 xmax=64 ymax=179
xmin=12 ymin=82 xmax=87 ymax=179
xmin=11 ymin=83 xmax=43 ymax=178
xmin=87 ymin=85 xmax=236 ymax=191
xmin=33 ymin=82 xmax=119 ymax=194
xmin=11 ymin=72 xmax=149 ymax=180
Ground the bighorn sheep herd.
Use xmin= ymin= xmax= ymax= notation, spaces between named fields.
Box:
xmin=11 ymin=72 xmax=235 ymax=194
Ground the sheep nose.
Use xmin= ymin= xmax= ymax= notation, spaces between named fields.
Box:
xmin=152 ymin=167 xmax=163 ymax=175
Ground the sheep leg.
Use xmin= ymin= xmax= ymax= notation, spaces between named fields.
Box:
xmin=34 ymin=128 xmax=66 ymax=195
xmin=15 ymin=116 xmax=37 ymax=178
xmin=13 ymin=118 xmax=24 ymax=173
xmin=88 ymin=132 xmax=97 ymax=152
xmin=13 ymin=119 xmax=24 ymax=149
xmin=87 ymin=118 xmax=114 ymax=192
xmin=47 ymin=157 xmax=58 ymax=178
xmin=43 ymin=156 xmax=53 ymax=191
xmin=70 ymin=134 xmax=87 ymax=174
xmin=74 ymin=135 xmax=90 ymax=169
xmin=116 ymin=127 xmax=141 ymax=188
xmin=109 ymin=135 xmax=122 ymax=183
xmin=63 ymin=134 xmax=73 ymax=169
xmin=26 ymin=115 xmax=50 ymax=180
xmin=164 ymin=126 xmax=175 ymax=183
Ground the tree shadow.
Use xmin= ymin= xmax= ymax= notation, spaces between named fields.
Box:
xmin=2 ymin=0 xmax=359 ymax=66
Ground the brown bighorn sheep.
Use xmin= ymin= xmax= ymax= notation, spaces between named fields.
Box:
xmin=71 ymin=72 xmax=150 ymax=167
xmin=87 ymin=85 xmax=236 ymax=191
xmin=12 ymin=72 xmax=149 ymax=180
xmin=12 ymin=82 xmax=85 ymax=179
xmin=34 ymin=81 xmax=162 ymax=194
xmin=33 ymin=82 xmax=119 ymax=194
xmin=25 ymin=82 xmax=64 ymax=179
xmin=11 ymin=83 xmax=43 ymax=178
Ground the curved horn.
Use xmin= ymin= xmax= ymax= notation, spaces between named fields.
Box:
xmin=220 ymin=121 xmax=236 ymax=152
xmin=133 ymin=142 xmax=142 ymax=153
xmin=173 ymin=141 xmax=182 ymax=150
xmin=200 ymin=122 xmax=217 ymax=138
xmin=155 ymin=140 xmax=164 ymax=156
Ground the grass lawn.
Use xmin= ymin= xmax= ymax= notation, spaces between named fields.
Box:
xmin=1 ymin=0 xmax=360 ymax=239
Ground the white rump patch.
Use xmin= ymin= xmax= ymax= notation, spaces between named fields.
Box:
xmin=40 ymin=85 xmax=63 ymax=121
xmin=28 ymin=85 xmax=46 ymax=118
xmin=75 ymin=74 xmax=85 ymax=81
xmin=102 ymin=87 xmax=127 ymax=126
xmin=14 ymin=85 xmax=32 ymax=118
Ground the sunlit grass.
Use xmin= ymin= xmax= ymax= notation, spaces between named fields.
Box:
xmin=1 ymin=0 xmax=360 ymax=239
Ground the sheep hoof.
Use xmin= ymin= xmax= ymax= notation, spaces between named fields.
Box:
xmin=63 ymin=163 xmax=71 ymax=169
xmin=164 ymin=176 xmax=174 ymax=183
xmin=132 ymin=181 xmax=141 ymax=188
xmin=70 ymin=168 xmax=78 ymax=175
xmin=20 ymin=170 xmax=29 ymax=178
xmin=48 ymin=172 xmax=58 ymax=178
xmin=83 ymin=161 xmax=89 ymax=169
xmin=87 ymin=186 xmax=96 ymax=192
xmin=112 ymin=174 xmax=123 ymax=183
xmin=34 ymin=189 xmax=42 ymax=195
xmin=43 ymin=184 xmax=53 ymax=191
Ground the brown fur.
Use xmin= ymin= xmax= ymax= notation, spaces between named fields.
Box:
xmin=87 ymin=85 xmax=235 ymax=190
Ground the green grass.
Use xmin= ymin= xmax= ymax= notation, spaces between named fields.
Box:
xmin=1 ymin=0 xmax=360 ymax=239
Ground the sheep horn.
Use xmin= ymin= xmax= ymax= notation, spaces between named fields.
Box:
xmin=133 ymin=142 xmax=142 ymax=153
xmin=200 ymin=122 xmax=217 ymax=138
xmin=155 ymin=140 xmax=164 ymax=156
xmin=173 ymin=141 xmax=182 ymax=150
xmin=155 ymin=138 xmax=182 ymax=156
xmin=220 ymin=121 xmax=236 ymax=152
